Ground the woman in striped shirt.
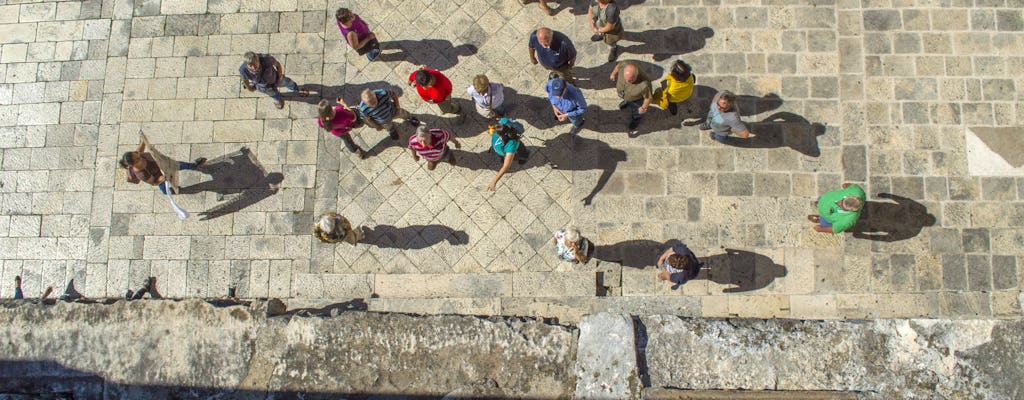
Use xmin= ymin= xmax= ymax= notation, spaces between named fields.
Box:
xmin=408 ymin=125 xmax=461 ymax=171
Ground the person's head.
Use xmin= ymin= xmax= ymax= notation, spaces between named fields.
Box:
xmin=335 ymin=8 xmax=354 ymax=24
xmin=536 ymin=28 xmax=553 ymax=48
xmin=243 ymin=51 xmax=259 ymax=71
xmin=670 ymin=60 xmax=692 ymax=81
xmin=562 ymin=228 xmax=581 ymax=244
xmin=549 ymin=77 xmax=566 ymax=97
xmin=497 ymin=122 xmax=519 ymax=143
xmin=472 ymin=75 xmax=490 ymax=94
xmin=317 ymin=99 xmax=335 ymax=128
xmin=317 ymin=214 xmax=336 ymax=234
xmin=415 ymin=125 xmax=432 ymax=146
xmin=717 ymin=91 xmax=737 ymax=112
xmin=667 ymin=253 xmax=693 ymax=271
xmin=841 ymin=196 xmax=863 ymax=212
xmin=414 ymin=70 xmax=435 ymax=87
xmin=119 ymin=151 xmax=143 ymax=169
xmin=360 ymin=89 xmax=377 ymax=107
xmin=596 ymin=0 xmax=611 ymax=4
xmin=622 ymin=63 xmax=638 ymax=83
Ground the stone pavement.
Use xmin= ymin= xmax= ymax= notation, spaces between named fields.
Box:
xmin=0 ymin=0 xmax=1022 ymax=321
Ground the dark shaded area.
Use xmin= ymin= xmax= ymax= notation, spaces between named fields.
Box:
xmin=564 ymin=0 xmax=647 ymax=15
xmin=574 ymin=59 xmax=664 ymax=91
xmin=177 ymin=147 xmax=283 ymax=220
xmin=0 ymin=360 xmax=541 ymax=399
xmin=622 ymin=27 xmax=714 ymax=61
xmin=727 ymin=112 xmax=827 ymax=157
xmin=679 ymin=85 xmax=785 ymax=122
xmin=631 ymin=316 xmax=652 ymax=388
xmin=292 ymin=81 xmax=406 ymax=106
xmin=360 ymin=225 xmax=469 ymax=250
xmin=286 ymin=299 xmax=369 ymax=317
xmin=377 ymin=40 xmax=477 ymax=71
xmin=593 ymin=241 xmax=785 ymax=292
xmin=449 ymin=132 xmax=627 ymax=205
xmin=851 ymin=193 xmax=937 ymax=241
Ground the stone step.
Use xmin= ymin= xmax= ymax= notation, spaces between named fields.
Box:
xmin=294 ymin=271 xmax=599 ymax=299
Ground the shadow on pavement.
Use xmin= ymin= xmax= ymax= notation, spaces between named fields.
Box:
xmin=851 ymin=193 xmax=937 ymax=242
xmin=359 ymin=224 xmax=469 ymax=249
xmin=622 ymin=27 xmax=714 ymax=61
xmin=378 ymin=40 xmax=478 ymax=71
xmin=730 ymin=112 xmax=827 ymax=157
xmin=295 ymin=81 xmax=406 ymax=106
xmin=178 ymin=147 xmax=283 ymax=220
xmin=574 ymin=59 xmax=664 ymax=91
xmin=565 ymin=0 xmax=647 ymax=15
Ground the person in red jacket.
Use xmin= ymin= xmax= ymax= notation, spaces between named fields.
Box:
xmin=408 ymin=67 xmax=463 ymax=123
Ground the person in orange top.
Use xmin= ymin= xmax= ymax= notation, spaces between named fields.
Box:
xmin=408 ymin=67 xmax=463 ymax=122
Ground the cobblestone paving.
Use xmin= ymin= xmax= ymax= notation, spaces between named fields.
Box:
xmin=0 ymin=0 xmax=1022 ymax=320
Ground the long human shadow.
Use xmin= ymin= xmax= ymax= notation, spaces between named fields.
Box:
xmin=851 ymin=193 xmax=937 ymax=242
xmin=359 ymin=225 xmax=469 ymax=249
xmin=593 ymin=240 xmax=786 ymax=292
xmin=565 ymin=0 xmax=647 ymax=15
xmin=573 ymin=59 xmax=664 ymax=91
xmin=449 ymin=132 xmax=626 ymax=205
xmin=727 ymin=112 xmax=827 ymax=157
xmin=177 ymin=147 xmax=284 ymax=220
xmin=293 ymin=81 xmax=406 ymax=106
xmin=621 ymin=27 xmax=714 ymax=61
xmin=377 ymin=40 xmax=477 ymax=71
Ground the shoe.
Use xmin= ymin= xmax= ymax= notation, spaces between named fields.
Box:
xmin=590 ymin=34 xmax=604 ymax=42
xmin=628 ymin=120 xmax=640 ymax=132
xmin=698 ymin=122 xmax=711 ymax=130
xmin=807 ymin=215 xmax=820 ymax=223
xmin=548 ymin=71 xmax=560 ymax=81
xmin=125 ymin=290 xmax=133 ymax=300
xmin=618 ymin=101 xmax=629 ymax=110
xmin=193 ymin=157 xmax=207 ymax=169
xmin=388 ymin=126 xmax=399 ymax=140
xmin=354 ymin=148 xmax=367 ymax=159
xmin=568 ymin=125 xmax=581 ymax=135
xmin=408 ymin=117 xmax=420 ymax=127
xmin=227 ymin=287 xmax=237 ymax=299
xmin=607 ymin=46 xmax=619 ymax=63
xmin=366 ymin=48 xmax=381 ymax=61
xmin=668 ymin=103 xmax=678 ymax=116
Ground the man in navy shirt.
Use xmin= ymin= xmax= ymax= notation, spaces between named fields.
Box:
xmin=528 ymin=27 xmax=577 ymax=82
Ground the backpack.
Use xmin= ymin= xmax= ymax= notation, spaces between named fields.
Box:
xmin=498 ymin=117 xmax=524 ymax=141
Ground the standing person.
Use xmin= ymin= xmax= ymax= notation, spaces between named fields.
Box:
xmin=466 ymin=74 xmax=506 ymax=119
xmin=317 ymin=98 xmax=366 ymax=159
xmin=313 ymin=212 xmax=363 ymax=244
xmin=700 ymin=90 xmax=755 ymax=143
xmin=409 ymin=67 xmax=463 ymax=122
xmin=655 ymin=60 xmax=696 ymax=121
xmin=487 ymin=118 xmax=529 ymax=191
xmin=357 ymin=88 xmax=403 ymax=140
xmin=520 ymin=0 xmax=554 ymax=15
xmin=528 ymin=28 xmax=577 ymax=82
xmin=120 ymin=131 xmax=205 ymax=219
xmin=238 ymin=51 xmax=307 ymax=109
xmin=553 ymin=228 xmax=592 ymax=264
xmin=655 ymin=243 xmax=701 ymax=284
xmin=546 ymin=76 xmax=587 ymax=135
xmin=610 ymin=60 xmax=653 ymax=134
xmin=809 ymin=183 xmax=866 ymax=234
xmin=408 ymin=125 xmax=461 ymax=171
xmin=13 ymin=276 xmax=23 ymax=299
xmin=335 ymin=8 xmax=381 ymax=61
xmin=588 ymin=0 xmax=624 ymax=62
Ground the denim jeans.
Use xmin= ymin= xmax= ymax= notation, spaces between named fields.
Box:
xmin=568 ymin=114 xmax=584 ymax=128
xmin=261 ymin=77 xmax=299 ymax=101
xmin=710 ymin=132 xmax=729 ymax=144
xmin=625 ymin=99 xmax=643 ymax=123
xmin=156 ymin=161 xmax=198 ymax=195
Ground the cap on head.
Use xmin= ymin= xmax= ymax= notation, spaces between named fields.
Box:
xmin=549 ymin=77 xmax=566 ymax=95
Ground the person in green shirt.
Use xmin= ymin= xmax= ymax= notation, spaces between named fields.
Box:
xmin=808 ymin=183 xmax=866 ymax=233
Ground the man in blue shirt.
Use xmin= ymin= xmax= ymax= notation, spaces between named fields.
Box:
xmin=528 ymin=28 xmax=577 ymax=82
xmin=546 ymin=77 xmax=587 ymax=135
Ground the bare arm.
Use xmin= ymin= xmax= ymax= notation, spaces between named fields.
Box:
xmin=450 ymin=138 xmax=461 ymax=149
xmin=639 ymin=96 xmax=652 ymax=113
xmin=410 ymin=148 xmax=419 ymax=162
xmin=656 ymin=247 xmax=674 ymax=267
xmin=528 ymin=47 xmax=538 ymax=64
xmin=487 ymin=153 xmax=515 ymax=191
xmin=609 ymin=64 xmax=620 ymax=81
xmin=588 ymin=5 xmax=597 ymax=32
xmin=348 ymin=31 xmax=376 ymax=49
xmin=274 ymin=60 xmax=284 ymax=82
xmin=813 ymin=225 xmax=833 ymax=233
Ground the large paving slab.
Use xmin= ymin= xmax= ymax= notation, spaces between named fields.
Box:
xmin=0 ymin=0 xmax=1022 ymax=320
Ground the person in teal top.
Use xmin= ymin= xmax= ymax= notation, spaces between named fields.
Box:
xmin=808 ymin=183 xmax=866 ymax=233
xmin=487 ymin=118 xmax=528 ymax=191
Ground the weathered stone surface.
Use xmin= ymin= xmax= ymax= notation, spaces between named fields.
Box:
xmin=642 ymin=316 xmax=1024 ymax=399
xmin=0 ymin=300 xmax=577 ymax=398
xmin=574 ymin=313 xmax=641 ymax=400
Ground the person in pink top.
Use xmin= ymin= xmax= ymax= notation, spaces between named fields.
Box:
xmin=317 ymin=98 xmax=366 ymax=159
xmin=335 ymin=8 xmax=381 ymax=61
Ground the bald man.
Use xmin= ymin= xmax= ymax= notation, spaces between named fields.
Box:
xmin=528 ymin=27 xmax=577 ymax=82
xmin=610 ymin=60 xmax=652 ymax=134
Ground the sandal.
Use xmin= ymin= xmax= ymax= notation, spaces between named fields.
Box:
xmin=275 ymin=100 xmax=285 ymax=109
xmin=807 ymin=215 xmax=820 ymax=223
xmin=354 ymin=149 xmax=367 ymax=159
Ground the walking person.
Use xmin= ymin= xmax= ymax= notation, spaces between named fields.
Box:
xmin=655 ymin=60 xmax=696 ymax=123
xmin=120 ymin=131 xmax=205 ymax=219
xmin=528 ymin=28 xmax=577 ymax=82
xmin=12 ymin=276 xmax=53 ymax=301
xmin=610 ymin=60 xmax=653 ymax=134
xmin=318 ymin=98 xmax=366 ymax=159
xmin=655 ymin=243 xmax=701 ymax=284
xmin=125 ymin=277 xmax=161 ymax=300
xmin=357 ymin=88 xmax=404 ymax=140
xmin=238 ymin=51 xmax=307 ymax=109
xmin=546 ymin=76 xmax=587 ymax=135
xmin=487 ymin=118 xmax=529 ymax=191
xmin=700 ymin=90 xmax=755 ymax=143
xmin=409 ymin=124 xmax=461 ymax=171
xmin=553 ymin=228 xmax=592 ymax=264
xmin=588 ymin=0 xmax=624 ymax=62
xmin=409 ymin=67 xmax=463 ymax=122
xmin=335 ymin=8 xmax=381 ymax=61
xmin=467 ymin=74 xmax=506 ymax=119
xmin=313 ymin=212 xmax=363 ymax=244
xmin=519 ymin=0 xmax=554 ymax=15
xmin=809 ymin=183 xmax=866 ymax=234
